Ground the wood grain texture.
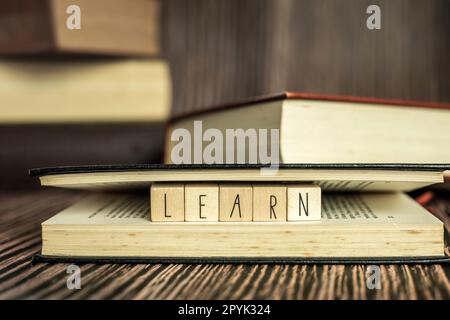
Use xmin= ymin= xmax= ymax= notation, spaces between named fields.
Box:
xmin=163 ymin=0 xmax=450 ymax=116
xmin=0 ymin=189 xmax=449 ymax=299
xmin=150 ymin=183 xmax=185 ymax=221
xmin=253 ymin=184 xmax=287 ymax=221
xmin=219 ymin=184 xmax=253 ymax=221
xmin=287 ymin=184 xmax=321 ymax=221
xmin=185 ymin=183 xmax=219 ymax=221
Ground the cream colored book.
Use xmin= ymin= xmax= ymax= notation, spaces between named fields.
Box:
xmin=165 ymin=92 xmax=450 ymax=164
xmin=0 ymin=59 xmax=170 ymax=123
xmin=41 ymin=192 xmax=445 ymax=258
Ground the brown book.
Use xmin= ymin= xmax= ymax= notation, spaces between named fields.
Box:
xmin=165 ymin=92 xmax=450 ymax=164
xmin=0 ymin=0 xmax=160 ymax=56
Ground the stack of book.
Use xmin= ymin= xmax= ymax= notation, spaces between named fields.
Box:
xmin=6 ymin=1 xmax=446 ymax=263
xmin=0 ymin=0 xmax=170 ymax=187
xmin=33 ymin=93 xmax=450 ymax=262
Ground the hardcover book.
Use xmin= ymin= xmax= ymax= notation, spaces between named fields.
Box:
xmin=31 ymin=163 xmax=448 ymax=192
xmin=165 ymin=92 xmax=450 ymax=164
xmin=40 ymin=192 xmax=445 ymax=260
xmin=31 ymin=164 xmax=450 ymax=262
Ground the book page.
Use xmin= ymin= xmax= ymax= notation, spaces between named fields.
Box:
xmin=44 ymin=194 xmax=149 ymax=225
xmin=43 ymin=192 xmax=442 ymax=227
xmin=321 ymin=193 xmax=442 ymax=226
xmin=315 ymin=180 xmax=437 ymax=192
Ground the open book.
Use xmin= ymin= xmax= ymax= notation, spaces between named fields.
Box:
xmin=41 ymin=192 xmax=445 ymax=260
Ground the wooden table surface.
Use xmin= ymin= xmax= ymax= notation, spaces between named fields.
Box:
xmin=0 ymin=188 xmax=449 ymax=300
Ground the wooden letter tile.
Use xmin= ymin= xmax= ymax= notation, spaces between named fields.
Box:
xmin=150 ymin=183 xmax=184 ymax=222
xmin=185 ymin=183 xmax=219 ymax=221
xmin=219 ymin=184 xmax=253 ymax=221
xmin=287 ymin=184 xmax=321 ymax=221
xmin=253 ymin=184 xmax=287 ymax=221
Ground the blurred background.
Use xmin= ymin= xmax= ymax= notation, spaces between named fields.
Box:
xmin=0 ymin=0 xmax=449 ymax=188
xmin=165 ymin=0 xmax=450 ymax=114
